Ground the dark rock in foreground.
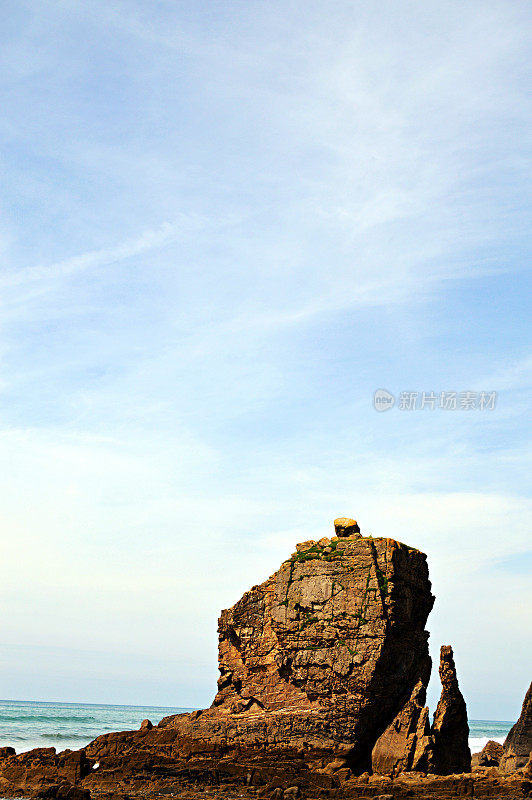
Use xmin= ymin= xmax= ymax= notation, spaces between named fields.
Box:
xmin=32 ymin=780 xmax=91 ymax=800
xmin=500 ymin=681 xmax=532 ymax=774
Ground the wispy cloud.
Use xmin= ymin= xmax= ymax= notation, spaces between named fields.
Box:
xmin=0 ymin=217 xmax=200 ymax=290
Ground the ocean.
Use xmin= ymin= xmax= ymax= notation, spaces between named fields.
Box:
xmin=0 ymin=699 xmax=191 ymax=754
xmin=468 ymin=719 xmax=514 ymax=754
xmin=0 ymin=699 xmax=513 ymax=755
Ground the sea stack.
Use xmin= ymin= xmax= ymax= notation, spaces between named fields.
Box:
xmin=161 ymin=518 xmax=435 ymax=774
xmin=371 ymin=644 xmax=471 ymax=776
xmin=430 ymin=645 xmax=471 ymax=774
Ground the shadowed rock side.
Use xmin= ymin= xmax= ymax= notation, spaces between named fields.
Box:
xmin=371 ymin=680 xmax=433 ymax=775
xmin=430 ymin=645 xmax=471 ymax=774
xmin=371 ymin=644 xmax=471 ymax=776
xmin=500 ymin=681 xmax=532 ymax=774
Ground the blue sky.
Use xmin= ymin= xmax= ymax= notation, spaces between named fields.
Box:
xmin=0 ymin=0 xmax=530 ymax=721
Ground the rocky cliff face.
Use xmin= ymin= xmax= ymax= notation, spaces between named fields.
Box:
xmin=500 ymin=681 xmax=532 ymax=773
xmin=77 ymin=519 xmax=434 ymax=777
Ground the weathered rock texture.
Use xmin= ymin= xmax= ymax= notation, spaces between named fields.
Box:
xmin=0 ymin=748 xmax=91 ymax=797
xmin=430 ymin=645 xmax=471 ymax=774
xmin=500 ymin=681 xmax=532 ymax=773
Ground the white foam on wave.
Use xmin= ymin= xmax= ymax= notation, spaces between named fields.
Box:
xmin=469 ymin=735 xmax=506 ymax=754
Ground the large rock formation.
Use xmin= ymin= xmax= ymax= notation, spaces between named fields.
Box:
xmin=44 ymin=520 xmax=432 ymax=782
xmin=430 ymin=645 xmax=471 ymax=774
xmin=500 ymin=681 xmax=532 ymax=773
xmin=167 ymin=522 xmax=434 ymax=774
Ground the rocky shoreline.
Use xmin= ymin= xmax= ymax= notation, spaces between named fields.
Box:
xmin=1 ymin=519 xmax=530 ymax=800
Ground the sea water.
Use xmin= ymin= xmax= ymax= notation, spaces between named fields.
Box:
xmin=0 ymin=699 xmax=513 ymax=755
xmin=468 ymin=719 xmax=513 ymax=753
xmin=0 ymin=699 xmax=191 ymax=754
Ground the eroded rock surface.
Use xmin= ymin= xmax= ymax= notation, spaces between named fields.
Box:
xmin=0 ymin=748 xmax=91 ymax=797
xmin=500 ymin=681 xmax=532 ymax=773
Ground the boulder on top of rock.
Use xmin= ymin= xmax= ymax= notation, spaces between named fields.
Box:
xmin=500 ymin=681 xmax=532 ymax=773
xmin=333 ymin=517 xmax=361 ymax=537
xmin=430 ymin=645 xmax=471 ymax=774
xmin=140 ymin=719 xmax=153 ymax=730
